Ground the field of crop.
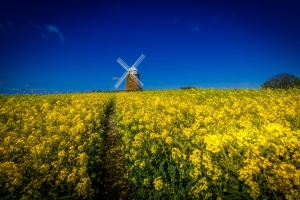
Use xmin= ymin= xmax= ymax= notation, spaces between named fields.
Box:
xmin=1 ymin=88 xmax=300 ymax=199
xmin=0 ymin=93 xmax=112 ymax=199
xmin=114 ymin=89 xmax=300 ymax=200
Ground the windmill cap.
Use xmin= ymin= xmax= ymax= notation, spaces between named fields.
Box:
xmin=129 ymin=67 xmax=138 ymax=74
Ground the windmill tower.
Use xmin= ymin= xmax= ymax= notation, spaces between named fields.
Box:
xmin=114 ymin=54 xmax=145 ymax=90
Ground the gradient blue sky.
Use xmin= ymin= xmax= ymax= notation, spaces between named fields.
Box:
xmin=1 ymin=0 xmax=300 ymax=94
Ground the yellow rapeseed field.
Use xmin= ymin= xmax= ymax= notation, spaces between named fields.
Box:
xmin=1 ymin=88 xmax=299 ymax=199
xmin=0 ymin=93 xmax=112 ymax=199
xmin=114 ymin=88 xmax=300 ymax=200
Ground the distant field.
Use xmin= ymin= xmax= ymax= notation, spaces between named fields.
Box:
xmin=1 ymin=88 xmax=299 ymax=199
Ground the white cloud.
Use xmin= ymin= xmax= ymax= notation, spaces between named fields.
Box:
xmin=112 ymin=77 xmax=119 ymax=80
xmin=45 ymin=24 xmax=65 ymax=41
xmin=11 ymin=88 xmax=19 ymax=91
xmin=46 ymin=24 xmax=59 ymax=33
xmin=188 ymin=19 xmax=200 ymax=32
xmin=40 ymin=33 xmax=49 ymax=39
xmin=24 ymin=84 xmax=29 ymax=86
xmin=29 ymin=23 xmax=41 ymax=29
xmin=0 ymin=82 xmax=3 ymax=85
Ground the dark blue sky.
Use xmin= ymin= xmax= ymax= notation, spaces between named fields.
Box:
xmin=1 ymin=0 xmax=299 ymax=94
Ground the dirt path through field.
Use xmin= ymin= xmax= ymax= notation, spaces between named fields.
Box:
xmin=98 ymin=104 xmax=134 ymax=199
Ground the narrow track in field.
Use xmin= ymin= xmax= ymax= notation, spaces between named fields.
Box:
xmin=97 ymin=104 xmax=134 ymax=199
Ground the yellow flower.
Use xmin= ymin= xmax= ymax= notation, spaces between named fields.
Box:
xmin=189 ymin=149 xmax=202 ymax=166
xmin=131 ymin=177 xmax=136 ymax=184
xmin=77 ymin=153 xmax=88 ymax=166
xmin=161 ymin=129 xmax=169 ymax=138
xmin=67 ymin=172 xmax=77 ymax=183
xmin=58 ymin=150 xmax=66 ymax=160
xmin=165 ymin=136 xmax=172 ymax=145
xmin=189 ymin=177 xmax=208 ymax=198
xmin=153 ymin=176 xmax=163 ymax=191
xmin=143 ymin=178 xmax=150 ymax=186
xmin=139 ymin=161 xmax=146 ymax=169
xmin=39 ymin=164 xmax=50 ymax=174
xmin=151 ymin=145 xmax=158 ymax=154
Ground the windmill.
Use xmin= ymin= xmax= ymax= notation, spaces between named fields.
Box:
xmin=114 ymin=54 xmax=145 ymax=90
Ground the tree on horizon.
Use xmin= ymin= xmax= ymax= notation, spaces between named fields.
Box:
xmin=261 ymin=73 xmax=300 ymax=89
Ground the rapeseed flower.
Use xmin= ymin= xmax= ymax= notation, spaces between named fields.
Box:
xmin=153 ymin=176 xmax=163 ymax=191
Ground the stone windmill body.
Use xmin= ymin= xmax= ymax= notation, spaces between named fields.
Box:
xmin=114 ymin=54 xmax=145 ymax=90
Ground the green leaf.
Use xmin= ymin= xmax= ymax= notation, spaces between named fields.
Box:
xmin=170 ymin=164 xmax=177 ymax=177
xmin=159 ymin=160 xmax=166 ymax=174
xmin=186 ymin=180 xmax=196 ymax=190
xmin=150 ymin=155 xmax=156 ymax=160
xmin=153 ymin=191 xmax=161 ymax=200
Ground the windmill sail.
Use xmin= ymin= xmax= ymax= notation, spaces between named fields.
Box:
xmin=114 ymin=54 xmax=145 ymax=90
xmin=132 ymin=54 xmax=145 ymax=68
xmin=114 ymin=71 xmax=129 ymax=88
xmin=129 ymin=73 xmax=143 ymax=87
xmin=117 ymin=58 xmax=130 ymax=70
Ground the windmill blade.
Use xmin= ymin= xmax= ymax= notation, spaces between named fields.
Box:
xmin=130 ymin=73 xmax=144 ymax=87
xmin=132 ymin=54 xmax=145 ymax=69
xmin=117 ymin=58 xmax=130 ymax=71
xmin=114 ymin=71 xmax=129 ymax=89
